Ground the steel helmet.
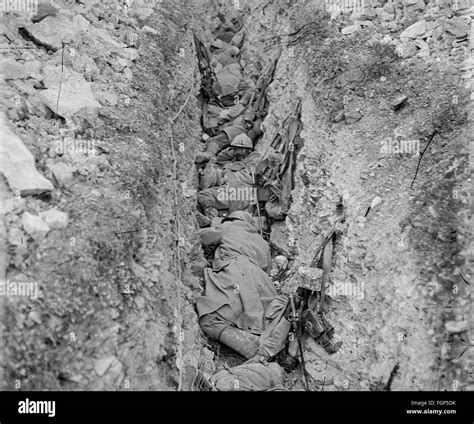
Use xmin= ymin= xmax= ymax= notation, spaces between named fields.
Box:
xmin=230 ymin=134 xmax=252 ymax=149
xmin=226 ymin=210 xmax=254 ymax=226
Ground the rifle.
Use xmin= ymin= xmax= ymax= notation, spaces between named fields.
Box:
xmin=299 ymin=213 xmax=344 ymax=353
xmin=252 ymin=58 xmax=279 ymax=118
xmin=288 ymin=294 xmax=309 ymax=391
xmin=193 ymin=32 xmax=217 ymax=101
xmin=279 ymin=100 xmax=302 ymax=213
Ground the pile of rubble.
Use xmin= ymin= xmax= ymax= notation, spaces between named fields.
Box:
xmin=335 ymin=0 xmax=472 ymax=61
xmin=0 ymin=1 xmax=149 ymax=269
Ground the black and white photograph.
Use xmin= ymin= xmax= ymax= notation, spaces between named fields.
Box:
xmin=0 ymin=0 xmax=472 ymax=419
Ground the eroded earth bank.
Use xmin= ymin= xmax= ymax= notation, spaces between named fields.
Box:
xmin=0 ymin=0 xmax=472 ymax=391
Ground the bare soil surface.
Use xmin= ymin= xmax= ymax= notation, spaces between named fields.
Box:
xmin=0 ymin=0 xmax=471 ymax=392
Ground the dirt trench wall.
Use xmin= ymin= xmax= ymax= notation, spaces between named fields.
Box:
xmin=234 ymin=0 xmax=472 ymax=390
xmin=1 ymin=0 xmax=216 ymax=391
xmin=1 ymin=0 xmax=471 ymax=392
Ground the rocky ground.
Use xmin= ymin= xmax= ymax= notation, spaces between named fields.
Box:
xmin=0 ymin=0 xmax=472 ymax=391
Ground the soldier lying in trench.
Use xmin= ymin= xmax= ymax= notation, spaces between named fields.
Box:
xmin=197 ymin=211 xmax=291 ymax=362
xmin=195 ymin=116 xmax=262 ymax=165
xmin=196 ymin=211 xmax=342 ymax=391
xmin=198 ymin=134 xmax=259 ymax=189
xmin=197 ymin=135 xmax=262 ymax=221
xmin=212 ymin=62 xmax=255 ymax=108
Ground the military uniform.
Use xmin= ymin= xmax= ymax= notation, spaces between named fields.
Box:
xmin=198 ymin=214 xmax=290 ymax=359
xmin=196 ymin=121 xmax=262 ymax=164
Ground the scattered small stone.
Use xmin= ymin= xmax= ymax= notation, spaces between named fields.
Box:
xmin=332 ymin=110 xmax=345 ymax=123
xmin=344 ymin=109 xmax=362 ymax=124
xmin=32 ymin=3 xmax=58 ymax=23
xmin=360 ymin=7 xmax=377 ymax=20
xmin=445 ymin=320 xmax=468 ymax=334
xmin=370 ymin=196 xmax=383 ymax=209
xmin=391 ymin=95 xmax=408 ymax=110
xmin=47 ymin=163 xmax=76 ymax=187
xmin=381 ymin=11 xmax=395 ymax=21
xmin=28 ymin=311 xmax=42 ymax=325
xmin=97 ymin=90 xmax=119 ymax=107
xmin=69 ymin=375 xmax=83 ymax=383
xmin=444 ymin=17 xmax=468 ymax=38
xmin=40 ymin=208 xmax=69 ymax=229
xmin=142 ymin=25 xmax=158 ymax=35
xmin=94 ymin=356 xmax=115 ymax=377
xmin=0 ymin=58 xmax=41 ymax=80
xmin=8 ymin=226 xmax=26 ymax=246
xmin=396 ymin=42 xmax=418 ymax=58
xmin=341 ymin=25 xmax=361 ymax=35
xmin=22 ymin=212 xmax=50 ymax=241
xmin=400 ymin=20 xmax=427 ymax=41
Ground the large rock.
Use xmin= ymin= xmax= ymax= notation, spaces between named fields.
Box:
xmin=22 ymin=212 xmax=50 ymax=241
xmin=24 ymin=14 xmax=91 ymax=51
xmin=0 ymin=113 xmax=53 ymax=196
xmin=444 ymin=17 xmax=469 ymax=38
xmin=39 ymin=66 xmax=100 ymax=118
xmin=400 ymin=20 xmax=427 ymax=41
xmin=0 ymin=59 xmax=41 ymax=80
xmin=32 ymin=2 xmax=58 ymax=23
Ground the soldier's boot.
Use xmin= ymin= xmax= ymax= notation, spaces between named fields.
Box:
xmin=218 ymin=327 xmax=260 ymax=359
xmin=195 ymin=151 xmax=215 ymax=164
xmin=196 ymin=212 xmax=211 ymax=228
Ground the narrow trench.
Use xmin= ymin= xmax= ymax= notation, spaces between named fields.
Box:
xmin=2 ymin=0 xmax=470 ymax=396
xmin=188 ymin=8 xmax=316 ymax=391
